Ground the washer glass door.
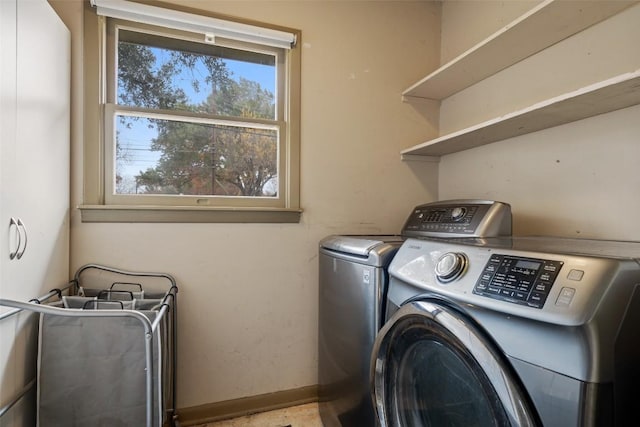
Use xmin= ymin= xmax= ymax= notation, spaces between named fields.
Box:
xmin=372 ymin=299 xmax=539 ymax=427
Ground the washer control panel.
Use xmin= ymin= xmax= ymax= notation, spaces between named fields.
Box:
xmin=473 ymin=254 xmax=564 ymax=309
xmin=402 ymin=200 xmax=511 ymax=238
xmin=389 ymin=236 xmax=640 ymax=325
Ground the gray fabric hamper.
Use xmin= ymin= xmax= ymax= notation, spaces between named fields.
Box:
xmin=34 ymin=264 xmax=178 ymax=427
xmin=37 ymin=309 xmax=163 ymax=427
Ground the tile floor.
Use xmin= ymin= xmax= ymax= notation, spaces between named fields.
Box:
xmin=194 ymin=402 xmax=323 ymax=427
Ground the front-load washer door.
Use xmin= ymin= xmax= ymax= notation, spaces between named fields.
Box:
xmin=371 ymin=298 xmax=540 ymax=427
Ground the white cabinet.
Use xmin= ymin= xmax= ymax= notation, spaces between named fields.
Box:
xmin=0 ymin=0 xmax=70 ymax=424
xmin=1 ymin=0 xmax=18 ymax=298
xmin=402 ymin=0 xmax=640 ymax=158
xmin=0 ymin=0 xmax=70 ymax=301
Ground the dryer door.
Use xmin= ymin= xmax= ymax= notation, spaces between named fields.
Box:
xmin=371 ymin=298 xmax=539 ymax=427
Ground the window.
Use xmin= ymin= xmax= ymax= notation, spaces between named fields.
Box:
xmin=81 ymin=2 xmax=301 ymax=222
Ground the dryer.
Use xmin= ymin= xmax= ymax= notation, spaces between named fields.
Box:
xmin=372 ymin=236 xmax=640 ymax=426
xmin=319 ymin=235 xmax=404 ymax=427
xmin=318 ymin=200 xmax=512 ymax=427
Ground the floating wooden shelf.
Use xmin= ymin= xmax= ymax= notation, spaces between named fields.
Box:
xmin=401 ymin=70 xmax=640 ymax=158
xmin=402 ymin=0 xmax=639 ymax=101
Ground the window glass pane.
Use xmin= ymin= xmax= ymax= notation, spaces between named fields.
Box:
xmin=115 ymin=115 xmax=278 ymax=197
xmin=117 ymin=30 xmax=276 ymax=120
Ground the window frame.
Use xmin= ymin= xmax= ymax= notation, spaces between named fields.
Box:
xmin=80 ymin=2 xmax=301 ymax=223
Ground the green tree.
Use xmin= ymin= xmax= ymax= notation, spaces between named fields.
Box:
xmin=118 ymin=43 xmax=186 ymax=110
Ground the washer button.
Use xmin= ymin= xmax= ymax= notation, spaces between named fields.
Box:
xmin=556 ymin=287 xmax=576 ymax=306
xmin=567 ymin=269 xmax=584 ymax=281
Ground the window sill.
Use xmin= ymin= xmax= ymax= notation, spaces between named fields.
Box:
xmin=78 ymin=205 xmax=303 ymax=223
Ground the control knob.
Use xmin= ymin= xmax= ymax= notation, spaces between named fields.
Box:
xmin=435 ymin=252 xmax=468 ymax=283
xmin=450 ymin=207 xmax=466 ymax=221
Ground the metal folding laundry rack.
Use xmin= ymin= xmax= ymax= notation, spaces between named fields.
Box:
xmin=0 ymin=264 xmax=179 ymax=427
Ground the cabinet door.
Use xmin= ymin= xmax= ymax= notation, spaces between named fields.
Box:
xmin=11 ymin=0 xmax=71 ymax=300
xmin=0 ymin=1 xmax=69 ymax=424
xmin=0 ymin=0 xmax=70 ymax=301
xmin=0 ymin=0 xmax=18 ymax=298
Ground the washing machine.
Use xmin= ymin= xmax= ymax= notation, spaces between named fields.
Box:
xmin=318 ymin=200 xmax=512 ymax=427
xmin=371 ymin=236 xmax=640 ymax=426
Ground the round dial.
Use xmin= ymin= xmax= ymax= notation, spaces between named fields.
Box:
xmin=435 ymin=252 xmax=468 ymax=283
xmin=450 ymin=207 xmax=467 ymax=221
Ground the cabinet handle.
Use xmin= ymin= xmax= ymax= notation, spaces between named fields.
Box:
xmin=16 ymin=218 xmax=27 ymax=260
xmin=9 ymin=217 xmax=21 ymax=260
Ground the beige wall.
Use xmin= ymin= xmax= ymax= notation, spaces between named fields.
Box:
xmin=440 ymin=0 xmax=540 ymax=64
xmin=61 ymin=0 xmax=441 ymax=409
xmin=438 ymin=1 xmax=640 ymax=241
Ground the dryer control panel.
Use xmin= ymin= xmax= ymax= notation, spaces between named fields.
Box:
xmin=473 ymin=254 xmax=564 ymax=309
xmin=402 ymin=200 xmax=512 ymax=238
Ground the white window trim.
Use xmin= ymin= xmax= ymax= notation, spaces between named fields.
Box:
xmin=79 ymin=2 xmax=302 ymax=223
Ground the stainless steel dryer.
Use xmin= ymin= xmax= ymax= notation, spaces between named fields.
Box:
xmin=318 ymin=200 xmax=512 ymax=427
xmin=319 ymin=235 xmax=404 ymax=427
xmin=372 ymin=236 xmax=640 ymax=427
